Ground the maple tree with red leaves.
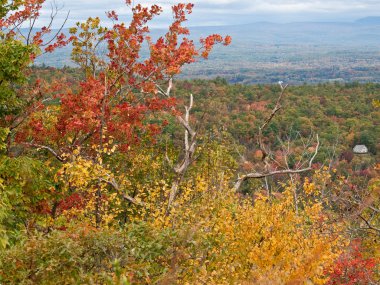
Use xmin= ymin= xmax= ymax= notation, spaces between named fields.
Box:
xmin=17 ymin=1 xmax=231 ymax=158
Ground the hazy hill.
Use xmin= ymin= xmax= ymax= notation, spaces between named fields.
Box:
xmin=35 ymin=19 xmax=380 ymax=84
xmin=188 ymin=19 xmax=380 ymax=45
xmin=356 ymin=16 xmax=380 ymax=25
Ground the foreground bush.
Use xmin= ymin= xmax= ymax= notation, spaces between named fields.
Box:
xmin=0 ymin=223 xmax=175 ymax=284
xmin=1 ymin=182 xmax=345 ymax=284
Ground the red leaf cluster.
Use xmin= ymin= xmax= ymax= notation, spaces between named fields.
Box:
xmin=325 ymin=239 xmax=377 ymax=285
xmin=0 ymin=0 xmax=44 ymax=30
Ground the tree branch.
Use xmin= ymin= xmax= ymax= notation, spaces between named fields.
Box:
xmin=234 ymin=134 xmax=319 ymax=191
xmin=23 ymin=143 xmax=64 ymax=162
xmin=100 ymin=177 xmax=145 ymax=207
xmin=359 ymin=215 xmax=380 ymax=233
xmin=257 ymin=82 xmax=288 ymax=163
xmin=167 ymin=94 xmax=197 ymax=211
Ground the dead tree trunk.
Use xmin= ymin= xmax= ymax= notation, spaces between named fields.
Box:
xmin=167 ymin=94 xmax=197 ymax=211
xmin=156 ymin=79 xmax=198 ymax=211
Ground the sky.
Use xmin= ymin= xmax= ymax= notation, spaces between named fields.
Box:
xmin=39 ymin=0 xmax=380 ymax=28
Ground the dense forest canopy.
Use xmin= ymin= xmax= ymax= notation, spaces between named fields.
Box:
xmin=0 ymin=1 xmax=379 ymax=284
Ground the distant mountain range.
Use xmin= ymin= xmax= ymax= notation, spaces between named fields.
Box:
xmin=35 ymin=18 xmax=380 ymax=84
xmin=186 ymin=17 xmax=380 ymax=46
xmin=356 ymin=16 xmax=380 ymax=25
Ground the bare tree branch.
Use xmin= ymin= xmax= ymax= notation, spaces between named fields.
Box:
xmin=258 ymin=82 xmax=288 ymax=162
xmin=100 ymin=177 xmax=145 ymax=207
xmin=234 ymin=134 xmax=319 ymax=191
xmin=23 ymin=142 xmax=64 ymax=162
xmin=359 ymin=215 xmax=380 ymax=233
xmin=42 ymin=11 xmax=70 ymax=48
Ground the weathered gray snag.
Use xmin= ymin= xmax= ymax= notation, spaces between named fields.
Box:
xmin=167 ymin=94 xmax=197 ymax=211
xmin=156 ymin=79 xmax=198 ymax=211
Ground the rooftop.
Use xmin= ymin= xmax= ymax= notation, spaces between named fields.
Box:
xmin=353 ymin=145 xmax=369 ymax=154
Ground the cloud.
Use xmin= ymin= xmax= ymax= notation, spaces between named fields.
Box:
xmin=37 ymin=0 xmax=380 ymax=27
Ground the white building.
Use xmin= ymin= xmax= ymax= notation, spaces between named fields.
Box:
xmin=353 ymin=145 xmax=369 ymax=154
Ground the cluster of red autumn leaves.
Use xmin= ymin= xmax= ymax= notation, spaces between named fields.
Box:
xmin=0 ymin=0 xmax=44 ymax=32
xmin=0 ymin=0 xmax=73 ymax=58
xmin=326 ymin=240 xmax=377 ymax=285
xmin=2 ymin=1 xmax=377 ymax=283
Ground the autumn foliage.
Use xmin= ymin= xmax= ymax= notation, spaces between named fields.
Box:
xmin=326 ymin=240 xmax=377 ymax=285
xmin=0 ymin=1 xmax=379 ymax=284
